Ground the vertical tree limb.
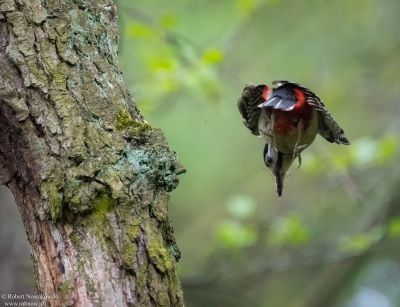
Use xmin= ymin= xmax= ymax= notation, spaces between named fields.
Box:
xmin=0 ymin=0 xmax=184 ymax=306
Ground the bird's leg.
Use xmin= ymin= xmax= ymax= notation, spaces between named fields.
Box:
xmin=293 ymin=119 xmax=304 ymax=168
xmin=296 ymin=152 xmax=302 ymax=168
xmin=269 ymin=112 xmax=277 ymax=149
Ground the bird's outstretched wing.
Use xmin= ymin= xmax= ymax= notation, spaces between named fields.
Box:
xmin=271 ymin=80 xmax=350 ymax=145
xmin=237 ymin=84 xmax=267 ymax=135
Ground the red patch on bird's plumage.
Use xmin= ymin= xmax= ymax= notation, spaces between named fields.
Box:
xmin=261 ymin=86 xmax=270 ymax=101
xmin=293 ymin=88 xmax=306 ymax=110
xmin=273 ymin=111 xmax=299 ymax=135
xmin=271 ymin=88 xmax=313 ymax=136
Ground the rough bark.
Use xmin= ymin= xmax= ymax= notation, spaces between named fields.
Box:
xmin=0 ymin=0 xmax=184 ymax=306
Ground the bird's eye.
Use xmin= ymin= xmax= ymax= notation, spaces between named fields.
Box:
xmin=264 ymin=155 xmax=273 ymax=167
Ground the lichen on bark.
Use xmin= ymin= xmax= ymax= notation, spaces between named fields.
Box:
xmin=0 ymin=0 xmax=185 ymax=306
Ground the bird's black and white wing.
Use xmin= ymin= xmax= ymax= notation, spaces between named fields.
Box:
xmin=316 ymin=107 xmax=350 ymax=145
xmin=237 ymin=84 xmax=266 ymax=135
xmin=272 ymin=80 xmax=350 ymax=145
xmin=259 ymin=81 xmax=298 ymax=111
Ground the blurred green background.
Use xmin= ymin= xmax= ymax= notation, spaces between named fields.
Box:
xmin=1 ymin=0 xmax=400 ymax=306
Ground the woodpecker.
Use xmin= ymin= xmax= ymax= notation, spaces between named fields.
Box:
xmin=237 ymin=80 xmax=350 ymax=196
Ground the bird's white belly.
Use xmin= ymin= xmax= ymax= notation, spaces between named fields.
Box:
xmin=258 ymin=109 xmax=273 ymax=143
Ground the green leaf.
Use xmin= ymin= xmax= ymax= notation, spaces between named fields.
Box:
xmin=202 ymin=48 xmax=224 ymax=64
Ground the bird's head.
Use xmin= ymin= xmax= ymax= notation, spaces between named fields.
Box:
xmin=264 ymin=144 xmax=294 ymax=196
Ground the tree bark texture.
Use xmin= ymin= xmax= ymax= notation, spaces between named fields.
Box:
xmin=0 ymin=0 xmax=184 ymax=306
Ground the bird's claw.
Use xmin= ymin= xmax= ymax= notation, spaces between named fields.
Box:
xmin=293 ymin=144 xmax=307 ymax=168
xmin=297 ymin=152 xmax=302 ymax=168
xmin=292 ymin=149 xmax=302 ymax=168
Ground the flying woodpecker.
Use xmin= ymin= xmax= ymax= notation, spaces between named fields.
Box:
xmin=237 ymin=80 xmax=350 ymax=196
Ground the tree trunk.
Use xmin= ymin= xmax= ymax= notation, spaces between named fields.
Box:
xmin=0 ymin=0 xmax=184 ymax=306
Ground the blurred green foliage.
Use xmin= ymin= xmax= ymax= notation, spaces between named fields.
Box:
xmin=387 ymin=217 xmax=400 ymax=238
xmin=117 ymin=0 xmax=400 ymax=306
xmin=268 ymin=215 xmax=310 ymax=247
xmin=217 ymin=220 xmax=257 ymax=249
xmin=340 ymin=227 xmax=384 ymax=254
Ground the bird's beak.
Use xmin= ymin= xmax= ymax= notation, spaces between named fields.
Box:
xmin=274 ymin=153 xmax=294 ymax=197
xmin=274 ymin=153 xmax=294 ymax=196
xmin=275 ymin=169 xmax=284 ymax=197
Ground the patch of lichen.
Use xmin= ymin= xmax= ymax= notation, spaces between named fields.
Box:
xmin=78 ymin=193 xmax=116 ymax=250
xmin=76 ymin=255 xmax=85 ymax=274
xmin=143 ymin=221 xmax=175 ymax=273
xmin=115 ymin=108 xmax=151 ymax=136
xmin=57 ymin=280 xmax=73 ymax=299
xmin=166 ymin=273 xmax=184 ymax=306
xmin=156 ymin=291 xmax=170 ymax=307
xmin=149 ymin=192 xmax=181 ymax=261
xmin=126 ymin=222 xmax=140 ymax=242
xmin=150 ymin=192 xmax=168 ymax=223
xmin=93 ymin=193 xmax=115 ymax=215
xmin=161 ymin=218 xmax=181 ymax=262
xmin=85 ymin=193 xmax=115 ymax=225
xmin=150 ymin=149 xmax=184 ymax=192
xmin=121 ymin=243 xmax=137 ymax=271
xmin=40 ymin=181 xmax=63 ymax=222
xmin=118 ymin=206 xmax=141 ymax=271
xmin=148 ymin=243 xmax=175 ymax=273
xmin=63 ymin=180 xmax=101 ymax=215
